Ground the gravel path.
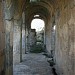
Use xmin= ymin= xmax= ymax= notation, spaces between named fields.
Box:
xmin=13 ymin=53 xmax=53 ymax=75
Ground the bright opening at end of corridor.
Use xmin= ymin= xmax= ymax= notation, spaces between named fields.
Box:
xmin=31 ymin=19 xmax=45 ymax=32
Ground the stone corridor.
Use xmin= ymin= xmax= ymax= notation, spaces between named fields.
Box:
xmin=0 ymin=0 xmax=75 ymax=75
xmin=13 ymin=53 xmax=53 ymax=75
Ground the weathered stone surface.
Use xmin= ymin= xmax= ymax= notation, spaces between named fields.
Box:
xmin=54 ymin=1 xmax=75 ymax=75
xmin=13 ymin=19 xmax=23 ymax=63
xmin=0 ymin=2 xmax=5 ymax=74
xmin=5 ymin=20 xmax=13 ymax=75
xmin=1 ymin=0 xmax=75 ymax=75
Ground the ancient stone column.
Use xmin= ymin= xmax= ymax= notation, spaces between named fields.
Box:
xmin=20 ymin=20 xmax=22 ymax=62
xmin=25 ymin=24 xmax=27 ymax=54
xmin=5 ymin=20 xmax=13 ymax=75
xmin=22 ymin=12 xmax=26 ymax=54
xmin=13 ymin=19 xmax=22 ymax=63
xmin=25 ymin=25 xmax=30 ymax=53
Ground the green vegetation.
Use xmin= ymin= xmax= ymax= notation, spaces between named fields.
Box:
xmin=30 ymin=44 xmax=44 ymax=53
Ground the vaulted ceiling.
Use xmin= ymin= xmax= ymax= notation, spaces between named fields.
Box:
xmin=5 ymin=0 xmax=72 ymax=21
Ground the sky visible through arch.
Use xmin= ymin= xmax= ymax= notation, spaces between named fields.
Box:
xmin=31 ymin=19 xmax=45 ymax=32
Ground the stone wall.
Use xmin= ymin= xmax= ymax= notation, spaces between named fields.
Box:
xmin=45 ymin=1 xmax=75 ymax=75
xmin=29 ymin=29 xmax=36 ymax=46
xmin=13 ymin=19 xmax=24 ymax=64
xmin=22 ymin=29 xmax=25 ymax=53
xmin=45 ymin=21 xmax=53 ymax=55
xmin=54 ymin=0 xmax=75 ymax=75
xmin=13 ymin=22 xmax=20 ymax=64
xmin=13 ymin=21 xmax=20 ymax=55
xmin=5 ymin=20 xmax=13 ymax=75
xmin=0 ymin=2 xmax=5 ymax=75
xmin=1 ymin=0 xmax=75 ymax=75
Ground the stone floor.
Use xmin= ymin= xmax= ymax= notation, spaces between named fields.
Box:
xmin=13 ymin=53 xmax=53 ymax=75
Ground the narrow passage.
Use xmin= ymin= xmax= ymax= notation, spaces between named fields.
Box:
xmin=13 ymin=53 xmax=53 ymax=75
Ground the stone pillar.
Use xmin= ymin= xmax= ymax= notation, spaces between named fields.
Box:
xmin=22 ymin=25 xmax=25 ymax=54
xmin=25 ymin=24 xmax=30 ymax=53
xmin=44 ymin=26 xmax=46 ymax=45
xmin=45 ymin=22 xmax=52 ymax=55
xmin=20 ymin=20 xmax=22 ymax=62
xmin=13 ymin=19 xmax=22 ymax=63
xmin=13 ymin=20 xmax=20 ymax=64
xmin=5 ymin=20 xmax=13 ymax=75
xmin=22 ymin=12 xmax=26 ymax=54
xmin=0 ymin=1 xmax=5 ymax=75
xmin=29 ymin=29 xmax=36 ymax=46
xmin=50 ymin=26 xmax=56 ymax=58
xmin=27 ymin=28 xmax=30 ymax=52
xmin=25 ymin=24 xmax=27 ymax=54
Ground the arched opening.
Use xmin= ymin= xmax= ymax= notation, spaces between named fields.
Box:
xmin=31 ymin=18 xmax=45 ymax=32
xmin=30 ymin=18 xmax=45 ymax=53
xmin=34 ymin=15 xmax=40 ymax=18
